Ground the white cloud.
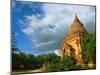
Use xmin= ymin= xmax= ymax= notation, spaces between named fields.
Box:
xmin=20 ymin=3 xmax=95 ymax=54
xmin=51 ymin=49 xmax=60 ymax=55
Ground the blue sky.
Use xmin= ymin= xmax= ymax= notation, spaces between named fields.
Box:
xmin=12 ymin=1 xmax=44 ymax=54
xmin=12 ymin=1 xmax=96 ymax=55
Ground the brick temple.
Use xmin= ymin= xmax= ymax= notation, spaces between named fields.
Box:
xmin=60 ymin=15 xmax=87 ymax=65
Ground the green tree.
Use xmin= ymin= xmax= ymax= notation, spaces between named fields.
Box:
xmin=46 ymin=55 xmax=76 ymax=72
xmin=36 ymin=53 xmax=60 ymax=67
xmin=12 ymin=33 xmax=21 ymax=70
xmin=61 ymin=55 xmax=76 ymax=71
xmin=81 ymin=33 xmax=96 ymax=64
xmin=46 ymin=53 xmax=60 ymax=64
xmin=12 ymin=33 xmax=20 ymax=53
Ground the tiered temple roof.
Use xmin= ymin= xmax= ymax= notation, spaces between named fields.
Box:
xmin=65 ymin=15 xmax=87 ymax=41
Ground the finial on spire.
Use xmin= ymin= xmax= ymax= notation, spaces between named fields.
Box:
xmin=74 ymin=13 xmax=79 ymax=22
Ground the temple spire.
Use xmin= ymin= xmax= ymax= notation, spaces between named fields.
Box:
xmin=74 ymin=14 xmax=80 ymax=22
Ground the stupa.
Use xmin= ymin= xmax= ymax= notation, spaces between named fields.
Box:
xmin=60 ymin=14 xmax=87 ymax=65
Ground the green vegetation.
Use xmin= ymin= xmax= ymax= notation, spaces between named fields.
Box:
xmin=81 ymin=33 xmax=96 ymax=66
xmin=12 ymin=52 xmax=60 ymax=71
xmin=46 ymin=55 xmax=86 ymax=72
xmin=12 ymin=53 xmax=85 ymax=72
xmin=46 ymin=55 xmax=76 ymax=72
xmin=12 ymin=33 xmax=20 ymax=53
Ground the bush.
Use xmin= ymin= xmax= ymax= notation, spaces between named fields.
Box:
xmin=46 ymin=55 xmax=77 ymax=72
xmin=81 ymin=33 xmax=96 ymax=65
